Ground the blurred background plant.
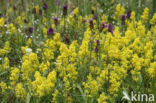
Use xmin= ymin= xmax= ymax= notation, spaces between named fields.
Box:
xmin=0 ymin=0 xmax=155 ymax=17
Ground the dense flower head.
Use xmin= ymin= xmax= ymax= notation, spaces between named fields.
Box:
xmin=141 ymin=7 xmax=149 ymax=23
xmin=108 ymin=23 xmax=114 ymax=33
xmin=126 ymin=11 xmax=131 ymax=18
xmin=101 ymin=22 xmax=107 ymax=28
xmin=96 ymin=40 xmax=100 ymax=45
xmin=89 ymin=18 xmax=94 ymax=29
xmin=42 ymin=2 xmax=48 ymax=10
xmin=150 ymin=13 xmax=156 ymax=25
xmin=63 ymin=4 xmax=68 ymax=16
xmin=82 ymin=18 xmax=86 ymax=23
xmin=32 ymin=8 xmax=36 ymax=14
xmin=0 ymin=82 xmax=7 ymax=93
xmin=94 ymin=46 xmax=99 ymax=53
xmin=114 ymin=3 xmax=125 ymax=20
xmin=10 ymin=67 xmax=20 ymax=86
xmin=56 ymin=0 xmax=60 ymax=6
xmin=15 ymin=83 xmax=26 ymax=98
xmin=0 ymin=17 xmax=5 ymax=27
xmin=28 ymin=27 xmax=34 ymax=34
xmin=47 ymin=27 xmax=55 ymax=35
xmin=97 ymin=92 xmax=107 ymax=103
xmin=39 ymin=9 xmax=42 ymax=15
xmin=72 ymin=7 xmax=79 ymax=16
xmin=121 ymin=15 xmax=126 ymax=21
xmin=54 ymin=16 xmax=59 ymax=26
xmin=99 ymin=22 xmax=107 ymax=32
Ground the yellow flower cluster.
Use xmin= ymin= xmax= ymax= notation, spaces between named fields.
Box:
xmin=141 ymin=8 xmax=149 ymax=23
xmin=2 ymin=57 xmax=10 ymax=71
xmin=21 ymin=52 xmax=39 ymax=80
xmin=97 ymin=92 xmax=107 ymax=103
xmin=131 ymin=54 xmax=143 ymax=81
xmin=10 ymin=67 xmax=20 ymax=86
xmin=15 ymin=83 xmax=26 ymax=98
xmin=72 ymin=7 xmax=79 ymax=16
xmin=146 ymin=62 xmax=156 ymax=78
xmin=35 ymin=5 xmax=40 ymax=14
xmin=114 ymin=4 xmax=125 ymax=20
xmin=83 ymin=74 xmax=99 ymax=97
xmin=0 ymin=41 xmax=11 ymax=56
xmin=150 ymin=13 xmax=156 ymax=25
xmin=43 ymin=38 xmax=56 ymax=61
xmin=78 ymin=29 xmax=91 ymax=60
xmin=52 ymin=89 xmax=59 ymax=102
xmin=97 ymin=69 xmax=108 ymax=88
xmin=130 ymin=11 xmax=136 ymax=20
xmin=32 ymin=70 xmax=56 ymax=97
xmin=0 ymin=17 xmax=5 ymax=27
xmin=16 ymin=16 xmax=23 ymax=25
xmin=0 ymin=81 xmax=7 ymax=93
xmin=7 ymin=23 xmax=17 ymax=34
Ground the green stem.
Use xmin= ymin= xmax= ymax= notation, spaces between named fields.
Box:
xmin=153 ymin=0 xmax=156 ymax=13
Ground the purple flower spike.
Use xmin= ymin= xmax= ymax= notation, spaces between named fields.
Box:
xmin=42 ymin=3 xmax=48 ymax=10
xmin=82 ymin=18 xmax=86 ymax=23
xmin=99 ymin=22 xmax=107 ymax=32
xmin=32 ymin=8 xmax=36 ymax=14
xmin=28 ymin=27 xmax=34 ymax=34
xmin=5 ymin=21 xmax=8 ymax=24
xmin=56 ymin=0 xmax=60 ymax=6
xmin=94 ymin=14 xmax=98 ymax=20
xmin=54 ymin=16 xmax=59 ymax=26
xmin=29 ymin=34 xmax=32 ymax=38
xmin=108 ymin=24 xmax=114 ymax=34
xmin=63 ymin=4 xmax=68 ymax=16
xmin=89 ymin=18 xmax=93 ymax=23
xmin=89 ymin=18 xmax=94 ymax=29
xmin=94 ymin=46 xmax=99 ymax=53
xmin=96 ymin=40 xmax=100 ymax=45
xmin=121 ymin=15 xmax=126 ymax=21
xmin=126 ymin=11 xmax=131 ymax=19
xmin=47 ymin=27 xmax=54 ymax=35
xmin=121 ymin=15 xmax=127 ymax=25
xmin=39 ymin=9 xmax=42 ymax=15
xmin=102 ymin=22 xmax=107 ymax=28
xmin=54 ymin=16 xmax=58 ymax=21
xmin=63 ymin=4 xmax=68 ymax=10
xmin=25 ymin=27 xmax=34 ymax=37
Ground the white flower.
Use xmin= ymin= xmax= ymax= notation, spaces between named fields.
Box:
xmin=26 ymin=48 xmax=32 ymax=54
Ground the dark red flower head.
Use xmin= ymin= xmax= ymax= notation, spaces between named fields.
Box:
xmin=63 ymin=4 xmax=68 ymax=16
xmin=82 ymin=18 xmax=86 ymax=23
xmin=108 ymin=24 xmax=114 ymax=34
xmin=89 ymin=18 xmax=94 ymax=29
xmin=39 ymin=9 xmax=42 ymax=15
xmin=42 ymin=3 xmax=48 ymax=10
xmin=126 ymin=11 xmax=131 ymax=19
xmin=54 ymin=16 xmax=59 ymax=26
xmin=96 ymin=40 xmax=100 ymax=45
xmin=47 ymin=27 xmax=54 ymax=35
xmin=94 ymin=46 xmax=99 ymax=53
